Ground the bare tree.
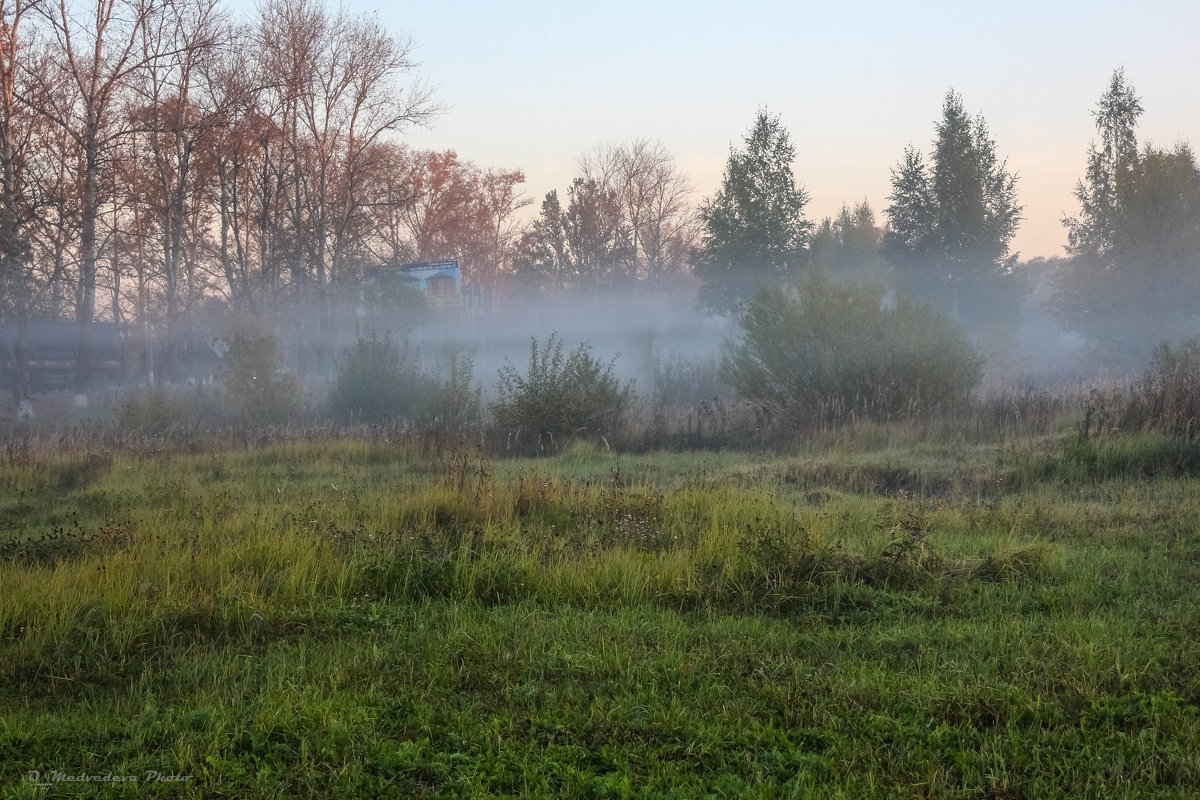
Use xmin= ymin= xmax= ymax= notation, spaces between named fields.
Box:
xmin=34 ymin=0 xmax=167 ymax=394
xmin=0 ymin=0 xmax=40 ymax=410
xmin=23 ymin=54 xmax=82 ymax=322
xmin=325 ymin=12 xmax=436 ymax=284
xmin=208 ymin=31 xmax=262 ymax=312
xmin=129 ymin=0 xmax=224 ymax=380
xmin=578 ymin=139 xmax=696 ymax=284
xmin=252 ymin=0 xmax=436 ymax=364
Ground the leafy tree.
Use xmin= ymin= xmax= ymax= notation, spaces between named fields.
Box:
xmin=883 ymin=90 xmax=1023 ymax=332
xmin=884 ymin=147 xmax=935 ymax=267
xmin=692 ymin=110 xmax=812 ymax=314
xmin=1056 ymin=70 xmax=1200 ymax=367
xmin=722 ymin=271 xmax=980 ymax=425
xmin=1064 ymin=68 xmax=1143 ymax=261
xmin=809 ymin=200 xmax=888 ymax=282
xmin=1056 ymin=142 xmax=1200 ymax=366
xmin=513 ymin=179 xmax=631 ymax=292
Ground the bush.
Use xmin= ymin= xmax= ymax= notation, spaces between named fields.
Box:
xmin=328 ymin=335 xmax=480 ymax=431
xmin=493 ymin=333 xmax=633 ymax=450
xmin=722 ymin=272 xmax=981 ymax=425
xmin=119 ymin=387 xmax=196 ymax=434
xmin=431 ymin=349 xmax=483 ymax=432
xmin=328 ymin=335 xmax=424 ymax=424
xmin=221 ymin=321 xmax=301 ymax=425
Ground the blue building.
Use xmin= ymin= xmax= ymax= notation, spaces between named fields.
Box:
xmin=371 ymin=260 xmax=463 ymax=309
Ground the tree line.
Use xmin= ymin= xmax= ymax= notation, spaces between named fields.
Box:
xmin=693 ymin=73 xmax=1200 ymax=375
xmin=0 ymin=0 xmax=1195 ymax=408
xmin=0 ymin=0 xmax=531 ymax=401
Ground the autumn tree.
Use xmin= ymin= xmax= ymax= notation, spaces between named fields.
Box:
xmin=0 ymin=0 xmax=539 ymax=396
xmin=460 ymin=166 xmax=528 ymax=304
xmin=395 ymin=148 xmax=475 ymax=262
xmin=253 ymin=0 xmax=435 ymax=330
xmin=34 ymin=0 xmax=167 ymax=393
xmin=353 ymin=144 xmax=526 ymax=308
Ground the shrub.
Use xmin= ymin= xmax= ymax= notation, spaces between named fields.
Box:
xmin=722 ymin=271 xmax=981 ymax=425
xmin=430 ymin=350 xmax=482 ymax=433
xmin=119 ymin=387 xmax=196 ymax=434
xmin=328 ymin=335 xmax=424 ymax=424
xmin=328 ymin=336 xmax=481 ymax=431
xmin=493 ymin=333 xmax=632 ymax=450
xmin=221 ymin=321 xmax=301 ymax=425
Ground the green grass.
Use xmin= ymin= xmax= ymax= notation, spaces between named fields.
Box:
xmin=2 ymin=433 xmax=1199 ymax=798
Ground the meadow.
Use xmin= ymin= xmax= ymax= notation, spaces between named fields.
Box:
xmin=1 ymin=420 xmax=1199 ymax=798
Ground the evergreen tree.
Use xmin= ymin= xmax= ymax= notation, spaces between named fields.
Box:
xmin=810 ymin=200 xmax=888 ymax=282
xmin=562 ymin=178 xmax=632 ymax=290
xmin=513 ymin=180 xmax=631 ymax=292
xmin=513 ymin=190 xmax=568 ymax=292
xmin=692 ymin=110 xmax=812 ymax=314
xmin=883 ymin=90 xmax=1023 ymax=331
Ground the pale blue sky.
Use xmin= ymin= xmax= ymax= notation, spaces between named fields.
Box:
xmin=250 ymin=0 xmax=1200 ymax=258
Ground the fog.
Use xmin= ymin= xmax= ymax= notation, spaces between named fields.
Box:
xmin=266 ymin=272 xmax=1105 ymax=408
xmin=0 ymin=262 xmax=1179 ymax=424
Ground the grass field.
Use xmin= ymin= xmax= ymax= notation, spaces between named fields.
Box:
xmin=2 ymin=429 xmax=1199 ymax=798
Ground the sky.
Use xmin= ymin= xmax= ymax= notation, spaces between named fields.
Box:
xmin=271 ymin=0 xmax=1200 ymax=260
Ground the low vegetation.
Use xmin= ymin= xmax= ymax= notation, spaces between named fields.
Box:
xmin=6 ymin=333 xmax=1200 ymax=797
xmin=493 ymin=333 xmax=633 ymax=454
xmin=723 ymin=273 xmax=982 ymax=426
xmin=327 ymin=335 xmax=481 ymax=430
xmin=1 ymin=411 xmax=1199 ymax=797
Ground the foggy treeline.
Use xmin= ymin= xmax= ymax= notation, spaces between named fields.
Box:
xmin=0 ymin=0 xmax=1197 ymax=413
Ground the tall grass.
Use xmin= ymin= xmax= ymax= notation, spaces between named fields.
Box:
xmin=3 ymin=425 xmax=1200 ymax=796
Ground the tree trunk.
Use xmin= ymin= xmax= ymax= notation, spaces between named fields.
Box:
xmin=75 ymin=132 xmax=99 ymax=395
